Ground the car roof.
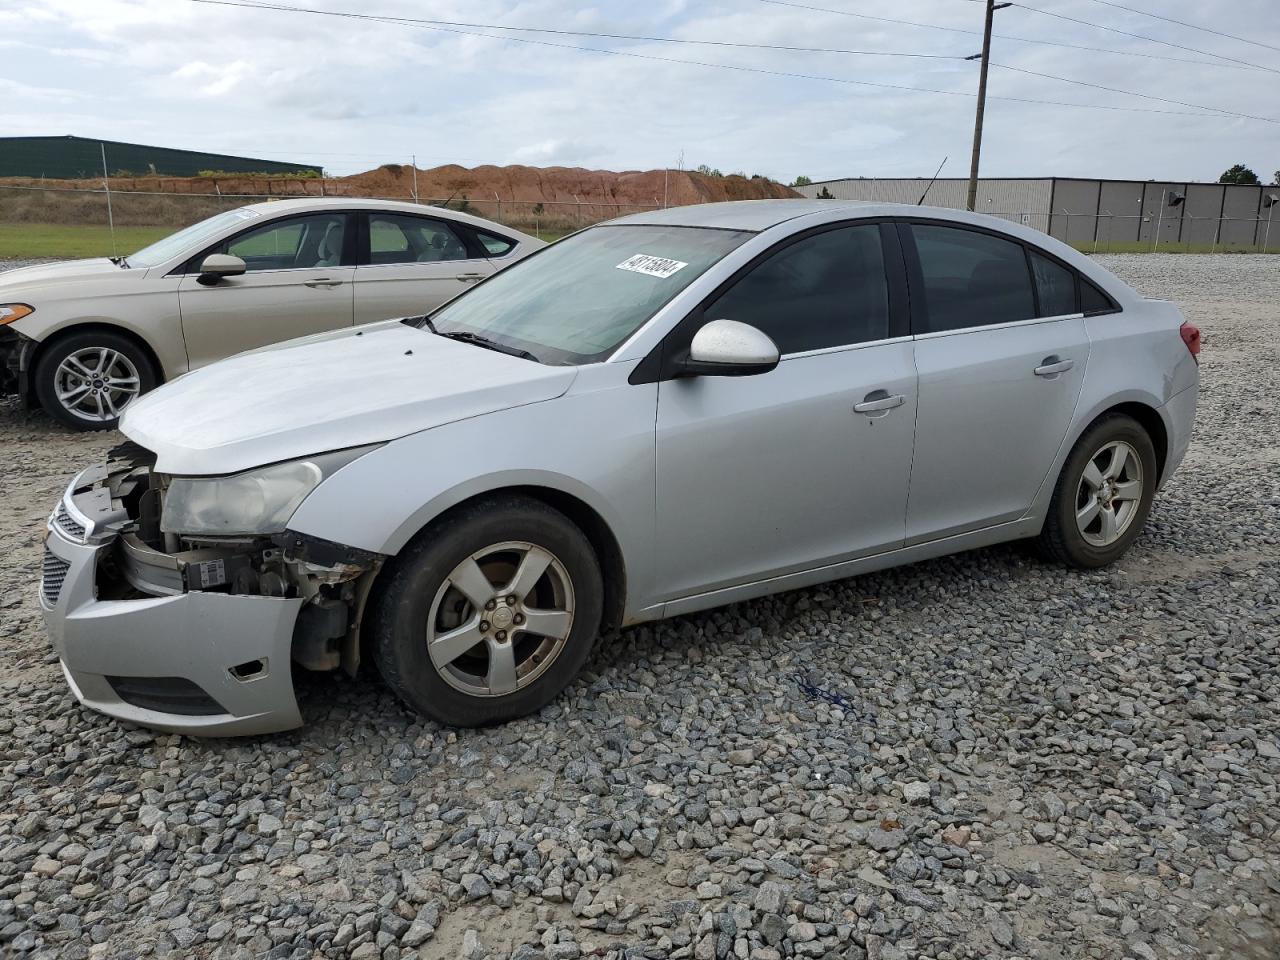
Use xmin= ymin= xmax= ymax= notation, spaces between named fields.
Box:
xmin=236 ymin=196 xmax=534 ymax=238
xmin=611 ymin=199 xmax=1017 ymax=233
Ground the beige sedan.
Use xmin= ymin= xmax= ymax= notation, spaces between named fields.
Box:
xmin=0 ymin=198 xmax=543 ymax=429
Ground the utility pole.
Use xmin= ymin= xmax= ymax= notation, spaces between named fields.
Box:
xmin=965 ymin=0 xmax=1010 ymax=212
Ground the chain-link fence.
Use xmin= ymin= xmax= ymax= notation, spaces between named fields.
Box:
xmin=0 ymin=182 xmax=662 ymax=258
xmin=979 ymin=210 xmax=1279 ymax=254
xmin=3 ymin=182 xmax=1277 ymax=258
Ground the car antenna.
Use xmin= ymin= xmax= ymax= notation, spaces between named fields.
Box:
xmin=917 ymin=156 xmax=948 ymax=206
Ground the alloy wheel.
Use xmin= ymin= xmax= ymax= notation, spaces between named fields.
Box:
xmin=1075 ymin=439 xmax=1144 ymax=547
xmin=426 ymin=541 xmax=575 ymax=698
xmin=54 ymin=347 xmax=142 ymax=423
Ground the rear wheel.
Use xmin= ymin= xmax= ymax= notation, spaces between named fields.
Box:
xmin=34 ymin=331 xmax=157 ymax=431
xmin=1037 ymin=414 xmax=1158 ymax=568
xmin=372 ymin=496 xmax=603 ymax=727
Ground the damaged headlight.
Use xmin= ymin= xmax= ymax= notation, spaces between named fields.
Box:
xmin=161 ymin=446 xmax=376 ymax=536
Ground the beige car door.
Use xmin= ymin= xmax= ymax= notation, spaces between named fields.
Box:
xmin=178 ymin=212 xmax=355 ymax=369
xmin=353 ymin=212 xmax=494 ymax=324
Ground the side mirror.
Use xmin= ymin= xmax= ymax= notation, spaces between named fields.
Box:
xmin=197 ymin=254 xmax=247 ymax=286
xmin=680 ymin=319 xmax=780 ymax=377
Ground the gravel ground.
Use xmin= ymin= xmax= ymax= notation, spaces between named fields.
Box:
xmin=0 ymin=254 xmax=1277 ymax=960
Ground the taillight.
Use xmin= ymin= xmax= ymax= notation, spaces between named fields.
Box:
xmin=1180 ymin=322 xmax=1201 ymax=364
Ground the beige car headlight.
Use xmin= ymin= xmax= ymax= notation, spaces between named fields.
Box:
xmin=0 ymin=303 xmax=34 ymax=325
xmin=160 ymin=446 xmax=377 ymax=536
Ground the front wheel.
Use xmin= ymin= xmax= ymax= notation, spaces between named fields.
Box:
xmin=1037 ymin=414 xmax=1158 ymax=568
xmin=371 ymin=495 xmax=603 ymax=727
xmin=34 ymin=331 xmax=158 ymax=431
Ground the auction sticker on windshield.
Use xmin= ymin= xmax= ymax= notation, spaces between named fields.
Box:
xmin=616 ymin=253 xmax=689 ymax=279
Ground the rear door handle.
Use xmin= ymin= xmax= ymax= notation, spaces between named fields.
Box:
xmin=853 ymin=391 xmax=906 ymax=414
xmin=456 ymin=273 xmax=486 ymax=283
xmin=1034 ymin=356 xmax=1075 ymax=377
xmin=303 ymin=278 xmax=343 ymax=288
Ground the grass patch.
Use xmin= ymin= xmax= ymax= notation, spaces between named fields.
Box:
xmin=1071 ymin=240 xmax=1278 ymax=255
xmin=0 ymin=223 xmax=172 ymax=260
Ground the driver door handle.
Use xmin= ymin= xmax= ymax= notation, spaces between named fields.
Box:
xmin=853 ymin=390 xmax=906 ymax=414
xmin=456 ymin=272 xmax=486 ymax=283
xmin=1034 ymin=356 xmax=1075 ymax=377
xmin=303 ymin=278 xmax=343 ymax=288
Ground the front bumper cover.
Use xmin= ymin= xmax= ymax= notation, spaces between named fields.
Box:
xmin=40 ymin=468 xmax=311 ymax=736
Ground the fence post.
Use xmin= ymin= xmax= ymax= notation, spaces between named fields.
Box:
xmin=99 ymin=141 xmax=117 ymax=258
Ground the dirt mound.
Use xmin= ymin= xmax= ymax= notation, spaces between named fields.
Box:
xmin=339 ymin=163 xmax=798 ymax=207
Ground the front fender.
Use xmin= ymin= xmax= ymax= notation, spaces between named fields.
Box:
xmin=286 ymin=378 xmax=659 ymax=615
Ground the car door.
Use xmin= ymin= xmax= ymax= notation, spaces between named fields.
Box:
xmin=352 ymin=213 xmax=496 ymax=324
xmin=177 ymin=212 xmax=355 ymax=369
xmin=901 ymin=221 xmax=1090 ymax=543
xmin=652 ymin=222 xmax=917 ymax=601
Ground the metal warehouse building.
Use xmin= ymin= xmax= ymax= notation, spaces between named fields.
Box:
xmin=0 ymin=135 xmax=321 ymax=179
xmin=795 ymin=176 xmax=1280 ymax=250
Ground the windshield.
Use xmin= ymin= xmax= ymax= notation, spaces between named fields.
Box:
xmin=428 ymin=224 xmax=751 ymax=364
xmin=127 ymin=208 xmax=264 ymax=269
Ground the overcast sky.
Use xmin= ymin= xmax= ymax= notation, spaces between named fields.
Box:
xmin=2 ymin=0 xmax=1278 ymax=183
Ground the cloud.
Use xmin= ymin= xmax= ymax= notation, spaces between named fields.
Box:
xmin=0 ymin=0 xmax=1276 ymax=182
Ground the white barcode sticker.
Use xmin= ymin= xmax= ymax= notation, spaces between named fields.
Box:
xmin=616 ymin=253 xmax=688 ymax=279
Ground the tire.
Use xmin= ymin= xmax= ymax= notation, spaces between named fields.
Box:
xmin=1037 ymin=413 xmax=1158 ymax=568
xmin=34 ymin=330 xmax=158 ymax=431
xmin=371 ymin=495 xmax=604 ymax=727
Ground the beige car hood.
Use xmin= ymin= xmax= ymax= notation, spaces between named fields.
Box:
xmin=121 ymin=320 xmax=578 ymax=475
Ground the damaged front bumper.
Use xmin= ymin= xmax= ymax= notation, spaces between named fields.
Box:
xmin=39 ymin=449 xmax=384 ymax=736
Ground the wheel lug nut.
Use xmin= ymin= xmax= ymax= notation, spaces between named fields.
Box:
xmin=479 ymin=620 xmax=490 ymax=632
xmin=513 ymin=613 xmax=524 ymax=625
xmin=495 ymin=630 xmax=507 ymax=642
xmin=485 ymin=599 xmax=496 ymax=611
xmin=507 ymin=595 xmax=518 ymax=605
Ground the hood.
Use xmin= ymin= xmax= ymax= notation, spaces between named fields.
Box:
xmin=122 ymin=321 xmax=578 ymax=475
xmin=0 ymin=258 xmax=130 ymax=293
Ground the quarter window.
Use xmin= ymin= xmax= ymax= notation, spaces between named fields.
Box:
xmin=475 ymin=230 xmax=516 ymax=257
xmin=222 ymin=214 xmax=346 ymax=271
xmin=911 ymin=224 xmax=1035 ymax=332
xmin=704 ymin=224 xmax=890 ymax=354
xmin=1081 ymin=277 xmax=1118 ymax=315
xmin=1030 ymin=251 xmax=1078 ymax=317
xmin=369 ymin=214 xmax=469 ymax=264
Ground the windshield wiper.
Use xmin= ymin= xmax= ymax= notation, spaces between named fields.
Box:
xmin=437 ymin=330 xmax=539 ymax=363
xmin=109 ymin=256 xmax=130 ymax=268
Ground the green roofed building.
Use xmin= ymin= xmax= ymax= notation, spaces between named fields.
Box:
xmin=0 ymin=135 xmax=322 ymax=179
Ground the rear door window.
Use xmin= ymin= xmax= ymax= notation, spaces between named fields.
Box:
xmin=1029 ymin=251 xmax=1078 ymax=317
xmin=368 ymin=214 xmax=470 ymax=265
xmin=910 ymin=224 xmax=1036 ymax=332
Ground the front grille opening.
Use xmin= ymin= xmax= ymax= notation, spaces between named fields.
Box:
xmin=230 ymin=659 xmax=267 ymax=681
xmin=105 ymin=676 xmax=227 ymax=716
xmin=42 ymin=548 xmax=71 ymax=605
xmin=53 ymin=504 xmax=86 ymax=541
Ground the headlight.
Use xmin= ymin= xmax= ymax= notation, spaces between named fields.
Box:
xmin=160 ymin=446 xmax=376 ymax=536
xmin=0 ymin=303 xmax=34 ymax=325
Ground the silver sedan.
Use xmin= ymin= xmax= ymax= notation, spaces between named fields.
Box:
xmin=40 ymin=200 xmax=1199 ymax=735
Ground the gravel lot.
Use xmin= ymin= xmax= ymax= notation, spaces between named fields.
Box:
xmin=0 ymin=254 xmax=1277 ymax=960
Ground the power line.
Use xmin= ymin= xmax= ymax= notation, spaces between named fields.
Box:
xmin=180 ymin=0 xmax=1260 ymax=122
xmin=1077 ymin=0 xmax=1280 ymax=55
xmin=756 ymin=0 xmax=1267 ymax=70
xmin=1010 ymin=2 xmax=1280 ymax=74
xmin=991 ymin=62 xmax=1280 ymax=124
xmin=182 ymin=0 xmax=962 ymax=62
